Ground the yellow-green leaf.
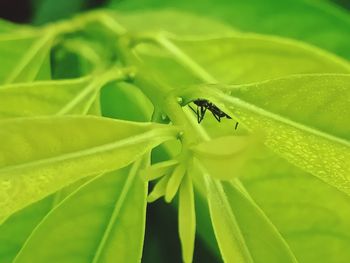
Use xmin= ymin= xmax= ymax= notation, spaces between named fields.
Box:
xmin=191 ymin=135 xmax=265 ymax=180
xmin=0 ymin=77 xmax=92 ymax=118
xmin=14 ymin=160 xmax=147 ymax=263
xmin=204 ymin=174 xmax=253 ymax=263
xmin=194 ymin=74 xmax=350 ymax=196
xmin=178 ymin=173 xmax=196 ymax=263
xmin=0 ymin=116 xmax=178 ymax=223
xmin=147 ymin=174 xmax=171 ymax=203
xmin=0 ymin=32 xmax=53 ymax=84
xmin=165 ymin=164 xmax=186 ymax=202
xmin=142 ymin=159 xmax=178 ymax=181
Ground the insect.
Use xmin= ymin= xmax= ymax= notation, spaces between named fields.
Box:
xmin=189 ymin=98 xmax=239 ymax=129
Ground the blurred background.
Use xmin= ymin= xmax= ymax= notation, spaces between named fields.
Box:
xmin=0 ymin=0 xmax=349 ymax=25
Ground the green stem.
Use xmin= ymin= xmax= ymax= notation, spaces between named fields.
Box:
xmin=156 ymin=34 xmax=217 ymax=83
xmin=57 ymin=66 xmax=135 ymax=115
xmin=42 ymin=11 xmax=126 ymax=39
xmin=130 ymin=33 xmax=218 ymax=83
xmin=115 ymin=36 xmax=204 ymax=146
xmin=122 ymin=33 xmax=220 ymax=143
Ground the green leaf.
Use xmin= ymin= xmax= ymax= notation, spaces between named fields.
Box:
xmin=117 ymin=12 xmax=350 ymax=262
xmin=191 ymin=150 xmax=298 ymax=262
xmin=14 ymin=159 xmax=148 ymax=263
xmin=190 ymin=74 xmax=350 ymax=195
xmin=147 ymin=174 xmax=171 ymax=202
xmin=225 ymin=74 xmax=350 ymax=140
xmin=87 ymin=94 xmax=102 ymax=116
xmin=35 ymin=51 xmax=52 ymax=80
xmin=0 ymin=68 xmax=128 ymax=118
xmin=138 ymin=34 xmax=350 ymax=87
xmin=100 ymin=81 xmax=153 ymax=122
xmin=178 ymin=173 xmax=196 ymax=263
xmin=0 ymin=19 xmax=20 ymax=33
xmin=197 ymin=164 xmax=298 ymax=262
xmin=0 ymin=195 xmax=54 ymax=263
xmin=112 ymin=0 xmax=350 ymax=59
xmin=191 ymin=135 xmax=265 ymax=180
xmin=192 ymin=183 xmax=220 ymax=258
xmin=142 ymin=159 xmax=179 ymax=181
xmin=193 ymin=141 xmax=350 ymax=262
xmin=173 ymin=34 xmax=350 ymax=83
xmin=0 ymin=177 xmax=91 ymax=263
xmin=165 ymin=164 xmax=186 ymax=202
xmin=116 ymin=10 xmax=236 ymax=36
xmin=221 ymin=180 xmax=298 ymax=263
xmin=0 ymin=116 xmax=178 ymax=223
xmin=0 ymin=67 xmax=106 ymax=262
xmin=0 ymin=77 xmax=92 ymax=118
xmin=241 ymin=154 xmax=350 ymax=263
xmin=0 ymin=32 xmax=53 ymax=84
xmin=204 ymin=174 xmax=254 ymax=262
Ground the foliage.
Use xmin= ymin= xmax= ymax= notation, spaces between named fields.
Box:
xmin=0 ymin=1 xmax=349 ymax=262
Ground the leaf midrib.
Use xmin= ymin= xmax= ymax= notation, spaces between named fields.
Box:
xmin=230 ymin=179 xmax=299 ymax=262
xmin=56 ymin=78 xmax=97 ymax=115
xmin=214 ymin=91 xmax=350 ymax=147
xmin=158 ymin=36 xmax=350 ymax=146
xmin=170 ymin=33 xmax=350 ymax=73
xmin=5 ymin=33 xmax=52 ymax=84
xmin=0 ymin=129 xmax=169 ymax=175
xmin=91 ymin=159 xmax=143 ymax=263
xmin=206 ymin=175 xmax=254 ymax=263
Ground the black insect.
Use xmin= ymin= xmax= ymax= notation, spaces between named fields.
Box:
xmin=189 ymin=99 xmax=239 ymax=129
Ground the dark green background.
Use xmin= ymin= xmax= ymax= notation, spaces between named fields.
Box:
xmin=0 ymin=0 xmax=349 ymax=24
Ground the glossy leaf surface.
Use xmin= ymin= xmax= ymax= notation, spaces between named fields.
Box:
xmin=0 ymin=116 xmax=177 ymax=223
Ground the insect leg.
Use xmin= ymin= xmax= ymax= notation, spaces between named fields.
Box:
xmin=235 ymin=122 xmax=239 ymax=130
xmin=198 ymin=106 xmax=206 ymax=123
xmin=188 ymin=104 xmax=197 ymax=114
xmin=197 ymin=106 xmax=201 ymax=123
xmin=212 ymin=112 xmax=221 ymax=122
xmin=188 ymin=104 xmax=201 ymax=123
xmin=189 ymin=104 xmax=200 ymax=122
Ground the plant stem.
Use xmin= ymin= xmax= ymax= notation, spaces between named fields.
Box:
xmin=57 ymin=66 xmax=135 ymax=115
xmin=42 ymin=11 xmax=127 ymax=39
xmin=115 ymin=36 xmax=205 ymax=146
xmin=156 ymin=34 xmax=217 ymax=83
